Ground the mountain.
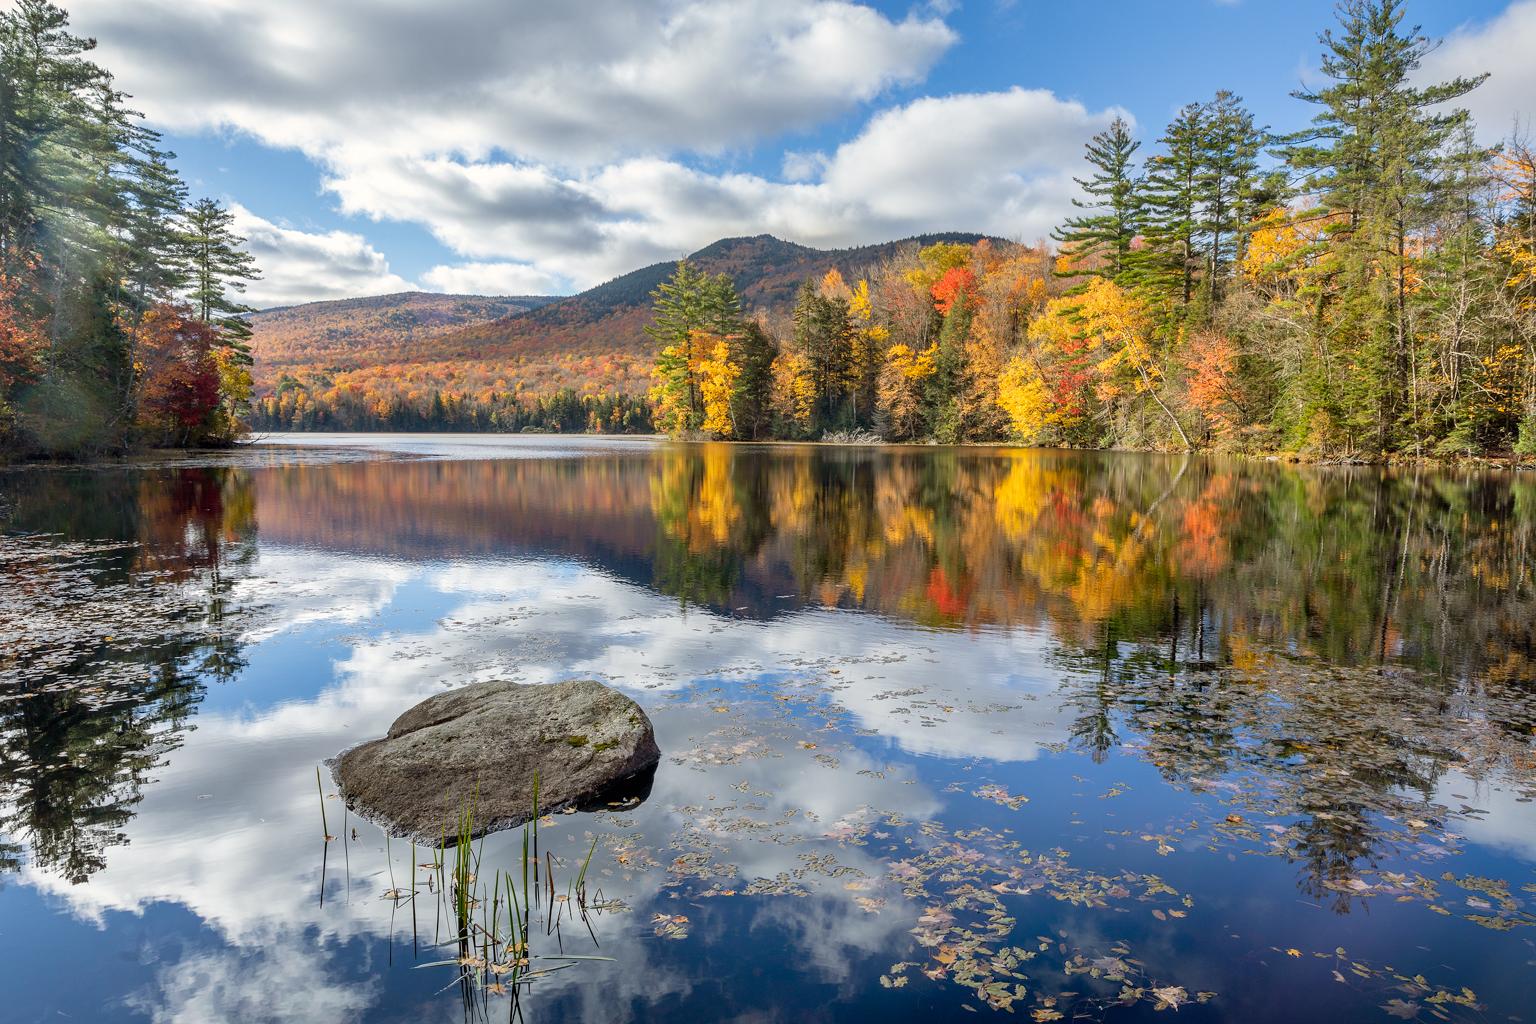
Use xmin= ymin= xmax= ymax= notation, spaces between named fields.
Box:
xmin=249 ymin=232 xmax=992 ymax=402
xmin=436 ymin=232 xmax=991 ymax=364
xmin=249 ymin=291 xmax=560 ymax=383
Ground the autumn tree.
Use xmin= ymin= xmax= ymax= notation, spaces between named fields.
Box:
xmin=698 ymin=334 xmax=741 ymax=437
xmin=134 ymin=305 xmax=223 ymax=447
xmin=647 ymin=261 xmax=745 ymax=435
xmin=1032 ymin=278 xmax=1191 ymax=450
xmin=877 ymin=343 xmax=935 ymax=440
xmin=0 ymin=2 xmax=256 ymax=456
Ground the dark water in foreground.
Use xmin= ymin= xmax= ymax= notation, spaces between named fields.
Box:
xmin=2 ymin=434 xmax=1535 ymax=1024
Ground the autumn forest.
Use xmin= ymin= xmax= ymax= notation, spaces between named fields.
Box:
xmin=639 ymin=1 xmax=1536 ymax=457
xmin=5 ymin=0 xmax=1536 ymax=459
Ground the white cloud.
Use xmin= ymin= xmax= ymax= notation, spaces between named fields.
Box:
xmin=72 ymin=0 xmax=955 ymax=166
xmin=419 ymin=261 xmax=567 ymax=296
xmin=781 ymin=149 xmax=830 ymax=182
xmin=15 ymin=548 xmax=1060 ymax=1020
xmin=1419 ymin=0 xmax=1536 ymax=141
xmin=229 ymin=205 xmax=413 ymax=308
xmin=326 ymin=89 xmax=1124 ymax=287
xmin=65 ymin=0 xmax=1123 ymax=294
xmin=134 ymin=943 xmax=374 ymax=1024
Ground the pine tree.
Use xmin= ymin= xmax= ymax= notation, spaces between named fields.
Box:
xmin=182 ymin=198 xmax=259 ymax=345
xmin=120 ymin=145 xmax=189 ymax=309
xmin=1136 ymin=104 xmax=1206 ymax=306
xmin=645 ymin=260 xmax=745 ymax=433
xmin=0 ymin=0 xmax=106 ymax=267
xmin=1198 ymin=91 xmax=1268 ymax=301
xmin=1283 ymin=0 xmax=1487 ymax=452
xmin=790 ymin=278 xmax=855 ymax=430
xmin=729 ymin=320 xmax=777 ymax=441
xmin=1053 ymin=116 xmax=1142 ymax=283
xmin=1 ymin=2 xmax=255 ymax=455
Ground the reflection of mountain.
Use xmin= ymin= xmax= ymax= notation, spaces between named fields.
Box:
xmin=0 ymin=468 xmax=258 ymax=881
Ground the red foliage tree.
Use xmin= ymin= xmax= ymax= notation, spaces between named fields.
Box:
xmin=931 ymin=266 xmax=978 ymax=315
xmin=135 ymin=305 xmax=222 ymax=445
xmin=0 ymin=262 xmax=47 ymax=395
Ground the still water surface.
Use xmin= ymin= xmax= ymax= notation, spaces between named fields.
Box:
xmin=2 ymin=435 xmax=1534 ymax=1023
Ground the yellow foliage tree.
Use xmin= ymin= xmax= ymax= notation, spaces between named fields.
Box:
xmin=876 ymin=342 xmax=936 ymax=439
xmin=699 ymin=336 xmax=742 ymax=437
xmin=819 ymin=268 xmax=852 ymax=300
xmin=996 ymin=357 xmax=1055 ymax=442
xmin=648 ymin=341 xmax=698 ymax=435
xmin=771 ymin=350 xmax=816 ymax=435
xmin=1030 ymin=277 xmax=1191 ymax=449
xmin=904 ymin=242 xmax=972 ymax=296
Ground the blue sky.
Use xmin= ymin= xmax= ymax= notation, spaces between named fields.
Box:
xmin=59 ymin=0 xmax=1535 ymax=307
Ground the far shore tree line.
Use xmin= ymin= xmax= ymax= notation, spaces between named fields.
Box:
xmin=248 ymin=379 xmax=653 ymax=435
xmin=647 ymin=0 xmax=1536 ymax=458
xmin=1 ymin=0 xmax=260 ymax=457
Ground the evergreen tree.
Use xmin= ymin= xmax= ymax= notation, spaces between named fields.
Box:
xmin=1282 ymin=0 xmax=1487 ymax=451
xmin=1198 ymin=91 xmax=1268 ymax=300
xmin=924 ymin=286 xmax=973 ymax=442
xmin=646 ymin=260 xmax=745 ymax=434
xmin=1 ymin=2 xmax=256 ymax=456
xmin=729 ymin=320 xmax=777 ymax=441
xmin=119 ymin=146 xmax=189 ymax=309
xmin=790 ymin=279 xmax=855 ymax=429
xmin=1053 ymin=116 xmax=1142 ymax=283
xmin=182 ymin=197 xmax=259 ymax=345
xmin=1136 ymin=104 xmax=1207 ymax=306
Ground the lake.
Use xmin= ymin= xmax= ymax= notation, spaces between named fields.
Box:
xmin=2 ymin=434 xmax=1534 ymax=1023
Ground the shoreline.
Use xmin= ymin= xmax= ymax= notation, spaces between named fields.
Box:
xmin=5 ymin=430 xmax=1531 ymax=472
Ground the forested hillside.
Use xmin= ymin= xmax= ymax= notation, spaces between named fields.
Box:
xmin=248 ymin=233 xmax=989 ymax=432
xmin=250 ymin=292 xmax=557 ymax=375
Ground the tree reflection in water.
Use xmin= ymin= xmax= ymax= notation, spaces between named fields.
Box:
xmin=0 ymin=467 xmax=258 ymax=882
xmin=3 ymin=445 xmax=1534 ymax=920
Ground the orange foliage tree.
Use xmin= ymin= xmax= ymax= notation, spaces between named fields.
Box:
xmin=134 ymin=305 xmax=225 ymax=446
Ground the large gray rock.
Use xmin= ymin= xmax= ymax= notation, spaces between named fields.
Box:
xmin=332 ymin=678 xmax=659 ymax=841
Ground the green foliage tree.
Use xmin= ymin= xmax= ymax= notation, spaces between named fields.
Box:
xmin=1053 ymin=116 xmax=1142 ymax=283
xmin=1198 ymin=91 xmax=1268 ymax=300
xmin=790 ymin=278 xmax=855 ymax=429
xmin=182 ymin=197 xmax=259 ymax=343
xmin=729 ymin=320 xmax=777 ymax=440
xmin=1135 ymin=104 xmax=1207 ymax=307
xmin=1281 ymin=0 xmax=1487 ymax=452
xmin=646 ymin=260 xmax=745 ymax=433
